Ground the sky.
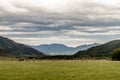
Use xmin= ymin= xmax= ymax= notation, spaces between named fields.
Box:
xmin=0 ymin=0 xmax=120 ymax=47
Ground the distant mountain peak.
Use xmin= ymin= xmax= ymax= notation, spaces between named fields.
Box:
xmin=39 ymin=43 xmax=68 ymax=47
xmin=32 ymin=43 xmax=99 ymax=55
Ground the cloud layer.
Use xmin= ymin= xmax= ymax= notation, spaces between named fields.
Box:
xmin=0 ymin=0 xmax=120 ymax=46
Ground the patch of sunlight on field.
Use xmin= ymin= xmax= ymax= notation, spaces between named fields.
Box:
xmin=0 ymin=60 xmax=119 ymax=80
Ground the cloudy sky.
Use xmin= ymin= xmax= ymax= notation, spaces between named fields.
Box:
xmin=0 ymin=0 xmax=120 ymax=46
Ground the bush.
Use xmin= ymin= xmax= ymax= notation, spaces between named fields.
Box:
xmin=111 ymin=48 xmax=120 ymax=61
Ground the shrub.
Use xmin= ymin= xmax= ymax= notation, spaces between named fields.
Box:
xmin=111 ymin=48 xmax=120 ymax=61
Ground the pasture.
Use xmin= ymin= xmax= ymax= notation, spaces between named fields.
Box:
xmin=0 ymin=60 xmax=120 ymax=80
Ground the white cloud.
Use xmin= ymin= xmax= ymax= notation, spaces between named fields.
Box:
xmin=0 ymin=26 xmax=12 ymax=30
xmin=9 ymin=37 xmax=95 ymax=47
xmin=0 ymin=0 xmax=120 ymax=46
xmin=0 ymin=0 xmax=28 ymax=13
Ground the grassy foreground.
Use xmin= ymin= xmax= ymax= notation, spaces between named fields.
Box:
xmin=0 ymin=60 xmax=120 ymax=80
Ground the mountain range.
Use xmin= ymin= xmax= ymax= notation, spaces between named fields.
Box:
xmin=0 ymin=35 xmax=120 ymax=59
xmin=75 ymin=40 xmax=120 ymax=57
xmin=32 ymin=43 xmax=99 ymax=55
xmin=0 ymin=36 xmax=44 ymax=57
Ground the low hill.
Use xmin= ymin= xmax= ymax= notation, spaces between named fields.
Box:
xmin=0 ymin=36 xmax=45 ymax=57
xmin=74 ymin=40 xmax=120 ymax=57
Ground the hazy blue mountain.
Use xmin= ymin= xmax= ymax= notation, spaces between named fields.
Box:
xmin=0 ymin=36 xmax=45 ymax=57
xmin=32 ymin=43 xmax=99 ymax=55
xmin=32 ymin=44 xmax=74 ymax=55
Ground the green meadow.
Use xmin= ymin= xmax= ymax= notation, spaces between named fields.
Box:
xmin=0 ymin=60 xmax=120 ymax=80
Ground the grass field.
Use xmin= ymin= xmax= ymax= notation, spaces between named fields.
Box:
xmin=0 ymin=60 xmax=120 ymax=80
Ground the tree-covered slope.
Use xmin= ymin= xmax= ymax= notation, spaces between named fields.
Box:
xmin=75 ymin=40 xmax=120 ymax=56
xmin=0 ymin=36 xmax=45 ymax=57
